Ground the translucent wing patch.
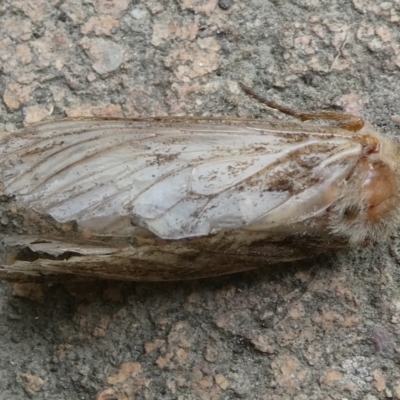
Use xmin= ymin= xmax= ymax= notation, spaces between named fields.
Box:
xmin=0 ymin=118 xmax=363 ymax=239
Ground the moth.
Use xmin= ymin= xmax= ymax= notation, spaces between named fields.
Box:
xmin=0 ymin=85 xmax=399 ymax=282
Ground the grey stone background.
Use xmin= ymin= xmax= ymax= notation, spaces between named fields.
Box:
xmin=1 ymin=0 xmax=400 ymax=399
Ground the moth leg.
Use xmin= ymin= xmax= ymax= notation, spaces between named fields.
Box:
xmin=240 ymin=84 xmax=365 ymax=132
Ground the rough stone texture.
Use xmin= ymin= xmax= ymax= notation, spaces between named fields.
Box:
xmin=1 ymin=0 xmax=400 ymax=399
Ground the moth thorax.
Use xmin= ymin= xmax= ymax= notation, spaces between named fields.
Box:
xmin=333 ymin=155 xmax=400 ymax=244
xmin=330 ymin=154 xmax=400 ymax=245
xmin=357 ymin=158 xmax=398 ymax=224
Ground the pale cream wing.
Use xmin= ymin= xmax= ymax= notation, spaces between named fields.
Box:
xmin=0 ymin=118 xmax=363 ymax=239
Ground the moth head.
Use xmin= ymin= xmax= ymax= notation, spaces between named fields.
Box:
xmin=330 ymin=135 xmax=400 ymax=245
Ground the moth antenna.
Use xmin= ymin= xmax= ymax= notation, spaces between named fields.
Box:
xmin=239 ymin=83 xmax=300 ymax=118
xmin=239 ymin=83 xmax=364 ymax=132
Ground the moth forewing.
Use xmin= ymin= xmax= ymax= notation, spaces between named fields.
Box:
xmin=0 ymin=116 xmax=399 ymax=282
